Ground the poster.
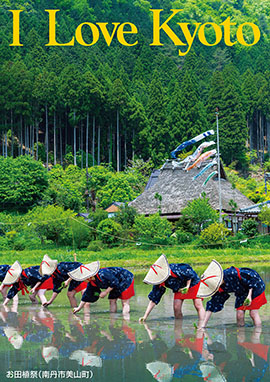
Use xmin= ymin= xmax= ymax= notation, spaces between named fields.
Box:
xmin=1 ymin=1 xmax=270 ymax=381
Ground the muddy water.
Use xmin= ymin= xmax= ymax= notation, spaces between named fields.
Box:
xmin=0 ymin=268 xmax=270 ymax=382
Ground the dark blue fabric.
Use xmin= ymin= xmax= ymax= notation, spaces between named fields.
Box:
xmin=148 ymin=263 xmax=200 ymax=305
xmin=7 ymin=266 xmax=49 ymax=299
xmin=206 ymin=267 xmax=266 ymax=312
xmin=52 ymin=262 xmax=82 ymax=293
xmin=82 ymin=267 xmax=134 ymax=303
xmin=0 ymin=265 xmax=10 ymax=282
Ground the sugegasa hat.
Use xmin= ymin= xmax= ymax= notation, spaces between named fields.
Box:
xmin=2 ymin=261 xmax=22 ymax=285
xmin=70 ymin=350 xmax=102 ymax=367
xmin=4 ymin=327 xmax=23 ymax=349
xmin=39 ymin=255 xmax=58 ymax=276
xmin=200 ymin=361 xmax=227 ymax=382
xmin=68 ymin=261 xmax=100 ymax=281
xmin=42 ymin=346 xmax=59 ymax=363
xmin=143 ymin=255 xmax=170 ymax=285
xmin=146 ymin=361 xmax=173 ymax=382
xmin=196 ymin=260 xmax=223 ymax=298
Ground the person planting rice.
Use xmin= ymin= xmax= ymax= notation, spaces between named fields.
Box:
xmin=139 ymin=255 xmax=205 ymax=323
xmin=0 ymin=264 xmax=18 ymax=302
xmin=71 ymin=262 xmax=134 ymax=315
xmin=198 ymin=266 xmax=267 ymax=328
xmin=1 ymin=261 xmax=52 ymax=305
xmin=40 ymin=255 xmax=88 ymax=308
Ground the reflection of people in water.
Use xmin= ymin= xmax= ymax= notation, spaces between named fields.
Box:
xmin=139 ymin=255 xmax=204 ymax=323
xmin=233 ymin=326 xmax=269 ymax=382
xmin=199 ymin=267 xmax=267 ymax=328
xmin=142 ymin=320 xmax=206 ymax=381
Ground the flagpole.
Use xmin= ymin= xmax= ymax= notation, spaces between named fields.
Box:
xmin=216 ymin=108 xmax=222 ymax=223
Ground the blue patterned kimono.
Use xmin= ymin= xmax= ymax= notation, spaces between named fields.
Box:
xmin=0 ymin=265 xmax=11 ymax=282
xmin=7 ymin=266 xmax=49 ymax=299
xmin=148 ymin=263 xmax=200 ymax=305
xmin=206 ymin=267 xmax=265 ymax=312
xmin=51 ymin=262 xmax=83 ymax=293
xmin=82 ymin=267 xmax=134 ymax=303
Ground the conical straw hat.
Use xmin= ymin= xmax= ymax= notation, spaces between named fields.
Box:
xmin=39 ymin=255 xmax=58 ymax=276
xmin=42 ymin=346 xmax=59 ymax=363
xmin=2 ymin=261 xmax=22 ymax=285
xmin=70 ymin=350 xmax=102 ymax=367
xmin=4 ymin=327 xmax=23 ymax=349
xmin=68 ymin=261 xmax=100 ymax=281
xmin=143 ymin=255 xmax=170 ymax=285
xmin=196 ymin=260 xmax=223 ymax=298
xmin=200 ymin=361 xmax=227 ymax=382
xmin=146 ymin=361 xmax=173 ymax=382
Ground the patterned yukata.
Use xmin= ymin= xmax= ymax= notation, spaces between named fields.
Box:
xmin=7 ymin=266 xmax=49 ymax=299
xmin=82 ymin=267 xmax=134 ymax=303
xmin=0 ymin=265 xmax=11 ymax=282
xmin=206 ymin=267 xmax=266 ymax=312
xmin=148 ymin=264 xmax=200 ymax=305
xmin=51 ymin=262 xmax=84 ymax=293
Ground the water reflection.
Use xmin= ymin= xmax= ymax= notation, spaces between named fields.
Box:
xmin=0 ymin=307 xmax=269 ymax=381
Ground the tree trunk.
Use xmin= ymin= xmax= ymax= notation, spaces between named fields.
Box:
xmin=97 ymin=125 xmax=100 ymax=165
xmin=65 ymin=111 xmax=68 ymax=156
xmin=109 ymin=124 xmax=112 ymax=164
xmin=81 ymin=122 xmax=83 ymax=169
xmin=132 ymin=128 xmax=135 ymax=161
xmin=11 ymin=110 xmax=14 ymax=157
xmin=59 ymin=115 xmax=63 ymax=166
xmin=20 ymin=116 xmax=23 ymax=156
xmin=92 ymin=115 xmax=95 ymax=166
xmin=73 ymin=110 xmax=77 ymax=166
xmin=117 ymin=109 xmax=120 ymax=172
xmin=45 ymin=104 xmax=49 ymax=168
xmin=124 ymin=129 xmax=127 ymax=168
xmin=54 ymin=111 xmax=57 ymax=165
xmin=36 ymin=120 xmax=39 ymax=160
xmin=86 ymin=112 xmax=89 ymax=171
xmin=24 ymin=124 xmax=27 ymax=155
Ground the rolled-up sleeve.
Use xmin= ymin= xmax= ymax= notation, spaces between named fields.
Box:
xmin=148 ymin=285 xmax=166 ymax=305
xmin=7 ymin=283 xmax=20 ymax=300
xmin=206 ymin=291 xmax=230 ymax=312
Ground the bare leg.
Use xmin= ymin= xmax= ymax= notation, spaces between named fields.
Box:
xmin=236 ymin=310 xmax=245 ymax=326
xmin=67 ymin=290 xmax=78 ymax=308
xmin=173 ymin=299 xmax=184 ymax=319
xmin=249 ymin=309 xmax=261 ymax=327
xmin=122 ymin=299 xmax=130 ymax=315
xmin=1 ymin=286 xmax=9 ymax=300
xmin=109 ymin=299 xmax=117 ymax=313
xmin=37 ymin=289 xmax=47 ymax=305
xmin=193 ymin=298 xmax=205 ymax=323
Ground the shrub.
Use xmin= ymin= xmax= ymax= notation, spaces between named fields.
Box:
xmin=70 ymin=217 xmax=91 ymax=249
xmin=175 ymin=216 xmax=195 ymax=234
xmin=241 ymin=219 xmax=258 ymax=237
xmin=28 ymin=205 xmax=75 ymax=245
xmin=97 ymin=219 xmax=123 ymax=246
xmin=200 ymin=222 xmax=230 ymax=244
xmin=134 ymin=214 xmax=172 ymax=245
xmin=175 ymin=229 xmax=193 ymax=244
xmin=87 ymin=240 xmax=104 ymax=252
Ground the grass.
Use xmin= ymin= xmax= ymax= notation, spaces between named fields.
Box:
xmin=1 ymin=245 xmax=270 ymax=274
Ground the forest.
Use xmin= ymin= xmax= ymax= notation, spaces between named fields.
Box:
xmin=1 ymin=0 xmax=270 ymax=170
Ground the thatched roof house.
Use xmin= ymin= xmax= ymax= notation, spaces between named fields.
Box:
xmin=129 ymin=160 xmax=254 ymax=220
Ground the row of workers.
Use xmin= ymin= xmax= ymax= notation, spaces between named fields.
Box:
xmin=0 ymin=254 xmax=267 ymax=328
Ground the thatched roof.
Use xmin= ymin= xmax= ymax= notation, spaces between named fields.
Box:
xmin=129 ymin=160 xmax=254 ymax=216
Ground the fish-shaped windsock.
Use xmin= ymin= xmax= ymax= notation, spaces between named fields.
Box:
xmin=171 ymin=130 xmax=215 ymax=159
xmin=203 ymin=171 xmax=218 ymax=186
xmin=186 ymin=149 xmax=217 ymax=171
xmin=193 ymin=160 xmax=217 ymax=181
xmin=181 ymin=141 xmax=216 ymax=165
